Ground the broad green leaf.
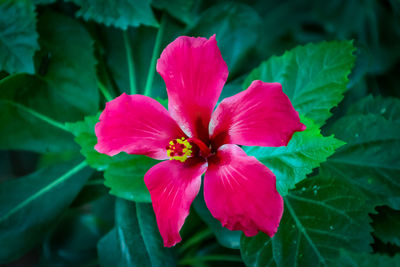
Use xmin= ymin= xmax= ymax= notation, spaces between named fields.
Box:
xmin=0 ymin=75 xmax=78 ymax=152
xmin=152 ymin=0 xmax=196 ymax=24
xmin=334 ymin=250 xmax=400 ymax=267
xmin=321 ymin=97 xmax=400 ymax=209
xmin=0 ymin=160 xmax=93 ymax=263
xmin=66 ymin=114 xmax=157 ymax=202
xmin=347 ymin=95 xmax=400 ymax=122
xmin=241 ymin=174 xmax=373 ymax=267
xmin=245 ymin=116 xmax=345 ymax=196
xmin=97 ymin=199 xmax=175 ymax=267
xmin=243 ymin=41 xmax=356 ymax=126
xmin=67 ymin=0 xmax=158 ymax=29
xmin=0 ymin=0 xmax=38 ymax=74
xmin=39 ymin=210 xmax=106 ymax=266
xmin=371 ymin=206 xmax=400 ymax=247
xmin=0 ymin=11 xmax=99 ymax=152
xmin=193 ymin=187 xmax=241 ymax=249
xmin=41 ymin=195 xmax=114 ymax=266
xmin=66 ymin=113 xmax=111 ymax=171
xmin=188 ymin=2 xmax=263 ymax=78
xmin=104 ymin=154 xmax=156 ymax=203
xmin=97 ymin=228 xmax=120 ymax=267
xmin=36 ymin=11 xmax=99 ymax=120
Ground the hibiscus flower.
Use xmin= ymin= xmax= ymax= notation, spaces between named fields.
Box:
xmin=95 ymin=35 xmax=305 ymax=247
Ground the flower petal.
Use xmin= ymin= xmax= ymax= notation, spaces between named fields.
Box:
xmin=210 ymin=80 xmax=306 ymax=148
xmin=204 ymin=144 xmax=283 ymax=237
xmin=157 ymin=35 xmax=228 ymax=142
xmin=95 ymin=93 xmax=185 ymax=159
xmin=145 ymin=158 xmax=208 ymax=247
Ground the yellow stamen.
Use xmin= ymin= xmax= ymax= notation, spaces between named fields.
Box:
xmin=166 ymin=137 xmax=192 ymax=162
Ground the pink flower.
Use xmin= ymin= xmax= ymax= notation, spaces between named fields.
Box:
xmin=95 ymin=35 xmax=305 ymax=247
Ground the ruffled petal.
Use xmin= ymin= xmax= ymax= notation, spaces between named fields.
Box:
xmin=210 ymin=80 xmax=305 ymax=148
xmin=144 ymin=158 xmax=208 ymax=247
xmin=95 ymin=93 xmax=185 ymax=160
xmin=157 ymin=35 xmax=228 ymax=142
xmin=204 ymin=144 xmax=283 ymax=237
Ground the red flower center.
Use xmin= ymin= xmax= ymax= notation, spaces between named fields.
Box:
xmin=166 ymin=137 xmax=211 ymax=162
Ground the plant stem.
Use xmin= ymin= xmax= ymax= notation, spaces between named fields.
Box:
xmin=178 ymin=255 xmax=243 ymax=266
xmin=123 ymin=30 xmax=137 ymax=95
xmin=97 ymin=80 xmax=113 ymax=102
xmin=0 ymin=161 xmax=88 ymax=222
xmin=3 ymin=100 xmax=68 ymax=132
xmin=144 ymin=13 xmax=167 ymax=97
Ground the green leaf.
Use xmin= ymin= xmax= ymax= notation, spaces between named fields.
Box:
xmin=188 ymin=2 xmax=263 ymax=77
xmin=371 ymin=206 xmax=400 ymax=247
xmin=334 ymin=250 xmax=400 ymax=267
xmin=0 ymin=0 xmax=39 ymax=74
xmin=67 ymin=0 xmax=158 ymax=29
xmin=97 ymin=199 xmax=175 ymax=267
xmin=241 ymin=174 xmax=373 ymax=267
xmin=0 ymin=11 xmax=99 ymax=152
xmin=193 ymin=187 xmax=241 ymax=249
xmin=66 ymin=113 xmax=111 ymax=170
xmin=0 ymin=75 xmax=78 ymax=152
xmin=245 ymin=116 xmax=345 ymax=196
xmin=104 ymin=154 xmax=156 ymax=203
xmin=39 ymin=210 xmax=107 ymax=266
xmin=321 ymin=97 xmax=400 ymax=209
xmin=0 ymin=160 xmax=92 ymax=263
xmin=347 ymin=95 xmax=400 ymax=122
xmin=244 ymin=41 xmax=356 ymax=126
xmin=66 ymin=114 xmax=157 ymax=202
xmin=36 ymin=11 xmax=99 ymax=120
xmin=152 ymin=0 xmax=196 ymax=24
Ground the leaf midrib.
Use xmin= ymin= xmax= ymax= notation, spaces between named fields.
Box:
xmin=0 ymin=161 xmax=87 ymax=223
xmin=284 ymin=197 xmax=327 ymax=266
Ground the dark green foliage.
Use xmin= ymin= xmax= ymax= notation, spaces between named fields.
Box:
xmin=0 ymin=0 xmax=38 ymax=74
xmin=244 ymin=41 xmax=356 ymax=126
xmin=1 ymin=0 xmax=399 ymax=266
xmin=97 ymin=199 xmax=175 ymax=266
xmin=152 ymin=0 xmax=196 ymax=24
xmin=240 ymin=174 xmax=373 ymax=266
xmin=322 ymin=97 xmax=400 ymax=209
xmin=66 ymin=0 xmax=158 ymax=29
xmin=371 ymin=206 xmax=400 ymax=247
xmin=0 ymin=160 xmax=93 ymax=263
xmin=188 ymin=2 xmax=263 ymax=78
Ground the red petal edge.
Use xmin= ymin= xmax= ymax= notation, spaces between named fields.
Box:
xmin=210 ymin=80 xmax=306 ymax=148
xmin=157 ymin=35 xmax=228 ymax=142
xmin=95 ymin=93 xmax=185 ymax=160
xmin=204 ymin=144 xmax=284 ymax=237
xmin=144 ymin=158 xmax=208 ymax=247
